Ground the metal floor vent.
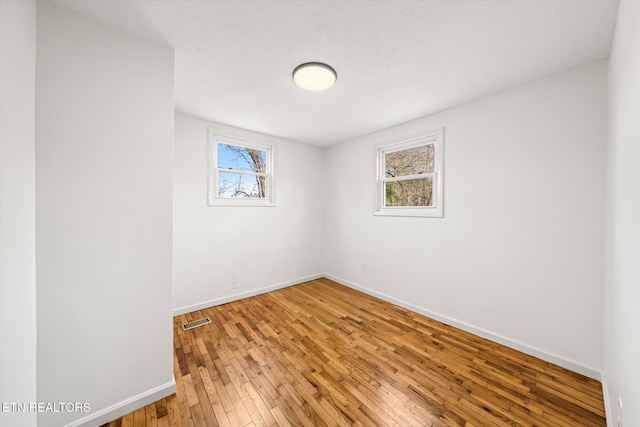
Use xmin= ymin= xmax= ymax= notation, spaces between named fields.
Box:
xmin=182 ymin=317 xmax=211 ymax=331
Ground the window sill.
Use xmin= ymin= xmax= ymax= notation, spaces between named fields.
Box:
xmin=374 ymin=207 xmax=442 ymax=218
xmin=208 ymin=198 xmax=276 ymax=207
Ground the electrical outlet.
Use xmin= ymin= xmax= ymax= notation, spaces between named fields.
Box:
xmin=232 ymin=270 xmax=239 ymax=289
xmin=617 ymin=397 xmax=623 ymax=427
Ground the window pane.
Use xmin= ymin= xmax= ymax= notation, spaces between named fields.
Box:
xmin=217 ymin=142 xmax=267 ymax=173
xmin=385 ymin=144 xmax=435 ymax=177
xmin=385 ymin=177 xmax=433 ymax=207
xmin=218 ymin=171 xmax=267 ymax=198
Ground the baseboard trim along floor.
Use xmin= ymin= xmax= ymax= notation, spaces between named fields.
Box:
xmin=64 ymin=380 xmax=176 ymax=427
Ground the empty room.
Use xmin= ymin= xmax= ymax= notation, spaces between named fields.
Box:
xmin=1 ymin=0 xmax=638 ymax=426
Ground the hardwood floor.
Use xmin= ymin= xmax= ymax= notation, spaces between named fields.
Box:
xmin=102 ymin=278 xmax=606 ymax=426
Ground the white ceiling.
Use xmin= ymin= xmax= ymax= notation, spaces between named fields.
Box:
xmin=51 ymin=0 xmax=619 ymax=146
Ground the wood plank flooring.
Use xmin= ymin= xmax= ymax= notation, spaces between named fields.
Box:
xmin=102 ymin=278 xmax=606 ymax=426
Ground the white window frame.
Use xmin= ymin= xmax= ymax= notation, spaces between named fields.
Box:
xmin=208 ymin=130 xmax=276 ymax=207
xmin=374 ymin=127 xmax=444 ymax=218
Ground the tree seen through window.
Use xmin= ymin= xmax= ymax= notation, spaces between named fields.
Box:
xmin=384 ymin=144 xmax=435 ymax=207
xmin=217 ymin=142 xmax=268 ymax=198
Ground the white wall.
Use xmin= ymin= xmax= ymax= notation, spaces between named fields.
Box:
xmin=173 ymin=114 xmax=324 ymax=314
xmin=604 ymin=1 xmax=640 ymax=425
xmin=35 ymin=3 xmax=175 ymax=426
xmin=0 ymin=1 xmax=37 ymax=426
xmin=324 ymin=61 xmax=607 ymax=377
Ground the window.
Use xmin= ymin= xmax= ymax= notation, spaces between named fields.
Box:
xmin=208 ymin=131 xmax=275 ymax=206
xmin=375 ymin=127 xmax=444 ymax=217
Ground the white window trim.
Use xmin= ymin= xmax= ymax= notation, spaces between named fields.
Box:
xmin=374 ymin=127 xmax=444 ymax=218
xmin=208 ymin=130 xmax=276 ymax=207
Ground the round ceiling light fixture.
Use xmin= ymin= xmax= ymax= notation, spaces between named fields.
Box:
xmin=292 ymin=62 xmax=337 ymax=91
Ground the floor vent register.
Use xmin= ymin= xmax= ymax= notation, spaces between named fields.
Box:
xmin=181 ymin=317 xmax=212 ymax=331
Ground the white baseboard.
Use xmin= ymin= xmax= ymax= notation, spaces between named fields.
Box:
xmin=64 ymin=380 xmax=176 ymax=427
xmin=601 ymin=372 xmax=613 ymax=426
xmin=324 ymin=273 xmax=602 ymax=380
xmin=173 ymin=273 xmax=323 ymax=316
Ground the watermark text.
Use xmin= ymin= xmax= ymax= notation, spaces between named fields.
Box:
xmin=2 ymin=402 xmax=90 ymax=413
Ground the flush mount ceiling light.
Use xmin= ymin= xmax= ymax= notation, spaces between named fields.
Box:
xmin=292 ymin=62 xmax=337 ymax=91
